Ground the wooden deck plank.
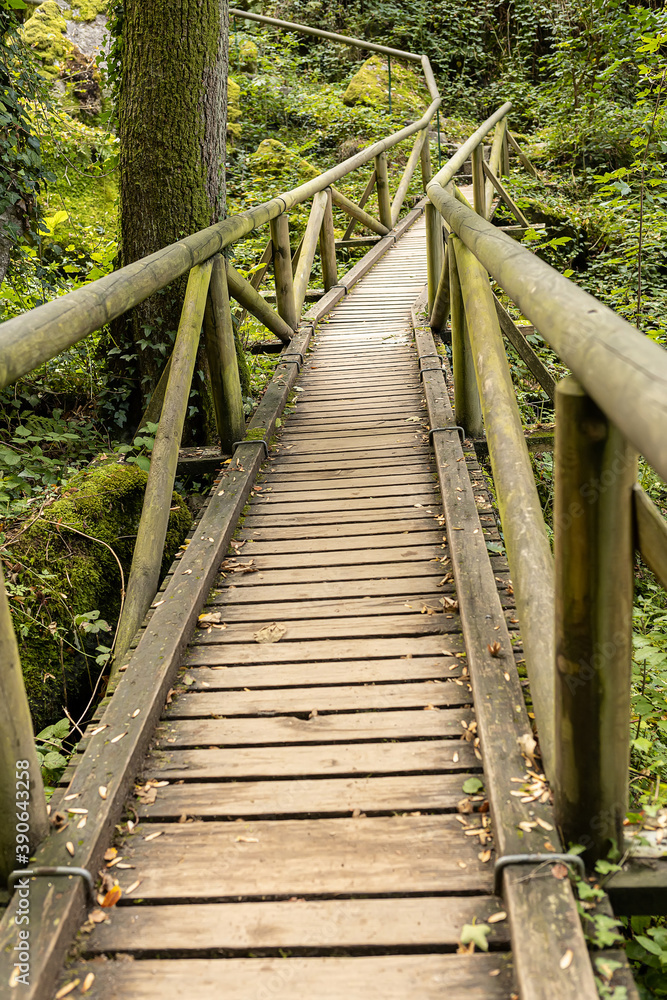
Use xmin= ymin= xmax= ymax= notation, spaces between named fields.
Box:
xmin=183 ymin=635 xmax=464 ymax=665
xmin=215 ymin=569 xmax=447 ymax=595
xmin=165 ymin=680 xmax=471 ymax=716
xmin=191 ymin=613 xmax=460 ymax=645
xmin=230 ymin=530 xmax=444 ymax=552
xmin=107 ymin=816 xmax=493 ymax=897
xmin=82 ymin=897 xmax=508 ymax=954
xmin=145 ymin=740 xmax=480 ymax=780
xmin=218 ymin=546 xmax=445 ymax=570
xmin=61 ymin=955 xmax=514 ymax=999
xmin=134 ymin=773 xmax=477 ymax=818
xmin=206 ymin=594 xmax=455 ymax=621
xmin=155 ymin=707 xmax=474 ymax=746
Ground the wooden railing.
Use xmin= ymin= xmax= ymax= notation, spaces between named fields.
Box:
xmin=425 ymin=104 xmax=667 ymax=862
xmin=0 ymin=18 xmax=441 ymax=883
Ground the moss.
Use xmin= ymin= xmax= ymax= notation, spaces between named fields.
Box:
xmin=9 ymin=462 xmax=191 ymax=732
xmin=244 ymin=426 xmax=267 ymax=441
xmin=239 ymin=39 xmax=258 ymax=74
xmin=67 ymin=0 xmax=107 ymax=21
xmin=21 ymin=1 xmax=73 ymax=79
xmin=227 ymin=77 xmax=242 ymax=142
xmin=342 ymin=55 xmax=426 ymax=115
xmin=249 ymin=139 xmax=319 ymax=182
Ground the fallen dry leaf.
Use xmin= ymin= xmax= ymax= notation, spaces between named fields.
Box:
xmin=560 ymin=949 xmax=573 ymax=970
xmin=81 ymin=972 xmax=95 ymax=994
xmin=488 ymin=911 xmax=507 ymax=924
xmin=551 ymin=863 xmax=569 ymax=880
xmin=235 ymin=835 xmax=259 ymax=843
xmin=100 ymin=885 xmax=122 ymax=908
xmin=88 ymin=909 xmax=108 ymax=924
xmin=65 ymin=841 xmax=75 ymax=856
xmin=125 ymin=879 xmax=142 ymax=894
xmin=144 ymin=830 xmax=163 ymax=842
xmin=198 ymin=611 xmax=226 ymax=627
xmin=98 ymin=785 xmax=108 ymax=799
xmin=254 ymin=621 xmax=286 ymax=643
xmin=478 ymin=849 xmax=492 ymax=863
xmin=488 ymin=641 xmax=502 ymax=657
xmin=54 ymin=980 xmax=80 ymax=999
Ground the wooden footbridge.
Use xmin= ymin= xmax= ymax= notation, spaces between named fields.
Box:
xmin=2 ymin=12 xmax=667 ymax=1000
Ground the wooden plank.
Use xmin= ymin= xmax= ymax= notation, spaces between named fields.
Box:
xmin=207 ymin=594 xmax=456 ymax=621
xmin=192 ymin=613 xmax=460 ymax=645
xmin=166 ymin=681 xmax=471 ymax=717
xmin=155 ymin=707 xmax=473 ymax=745
xmin=83 ymin=896 xmax=508 ymax=954
xmin=270 ymin=451 xmax=431 ymax=472
xmin=634 ymin=484 xmax=667 ymax=590
xmin=247 ymin=494 xmax=438 ymax=515
xmin=102 ymin=816 xmax=493 ymax=897
xmin=178 ymin=655 xmax=462 ymax=689
xmin=135 ymin=773 xmax=477 ymax=818
xmin=215 ymin=570 xmax=447 ymax=595
xmin=236 ymin=517 xmax=441 ymax=538
xmin=145 ymin=739 xmax=480 ymax=780
xmin=606 ymin=859 xmax=667 ymax=915
xmin=60 ymin=954 xmax=513 ymax=999
xmin=231 ymin=530 xmax=444 ymax=551
xmin=219 ymin=545 xmax=444 ymax=571
xmin=252 ymin=483 xmax=438 ymax=504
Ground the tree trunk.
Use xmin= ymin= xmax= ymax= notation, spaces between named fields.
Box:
xmin=112 ymin=0 xmax=229 ymax=443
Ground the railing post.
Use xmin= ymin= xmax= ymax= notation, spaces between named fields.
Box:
xmin=0 ymin=562 xmax=49 ymax=886
xmin=293 ymin=190 xmax=329 ymax=318
xmin=425 ymin=202 xmax=443 ymax=316
xmin=501 ymin=129 xmax=510 ymax=176
xmin=429 ymin=240 xmax=450 ymax=336
xmin=319 ymin=188 xmax=338 ymax=291
xmin=269 ymin=213 xmax=298 ymax=331
xmin=448 ymin=234 xmax=483 ymax=437
xmin=471 ymin=144 xmax=486 ymax=218
xmin=375 ymin=152 xmax=392 ymax=230
xmin=203 ymin=255 xmax=246 ymax=452
xmin=420 ymin=129 xmax=432 ymax=190
xmin=553 ymin=377 xmax=637 ymax=863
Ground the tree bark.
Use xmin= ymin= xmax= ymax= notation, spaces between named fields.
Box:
xmin=112 ymin=0 xmax=229 ymax=443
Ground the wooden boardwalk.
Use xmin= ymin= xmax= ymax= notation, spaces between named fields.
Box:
xmin=58 ymin=217 xmax=518 ymax=996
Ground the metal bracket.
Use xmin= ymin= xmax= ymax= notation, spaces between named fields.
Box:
xmin=281 ymin=351 xmax=304 ymax=365
xmin=9 ymin=866 xmax=96 ymax=906
xmin=429 ymin=425 xmax=465 ymax=445
xmin=419 ymin=364 xmax=445 ymax=381
xmin=232 ymin=439 xmax=269 ymax=459
xmin=493 ymin=853 xmax=586 ymax=896
xmin=418 ymin=353 xmax=442 ymax=366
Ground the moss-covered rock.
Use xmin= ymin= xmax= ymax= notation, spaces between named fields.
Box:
xmin=227 ymin=77 xmax=242 ymax=142
xmin=343 ymin=55 xmax=426 ymax=115
xmin=21 ymin=1 xmax=73 ymax=79
xmin=8 ymin=462 xmax=191 ymax=732
xmin=66 ymin=0 xmax=107 ymax=22
xmin=239 ymin=39 xmax=258 ymax=74
xmin=249 ymin=138 xmax=319 ymax=182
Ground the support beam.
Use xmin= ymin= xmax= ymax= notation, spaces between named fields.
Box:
xmin=203 ymin=256 xmax=246 ymax=452
xmin=112 ymin=260 xmax=213 ymax=674
xmin=507 ymin=131 xmax=539 ymax=178
xmin=471 ymin=145 xmax=486 ymax=218
xmin=269 ymin=214 xmax=297 ymax=331
xmin=331 ymin=187 xmax=390 ymax=238
xmin=493 ymin=295 xmax=556 ymax=401
xmin=633 ymin=484 xmax=667 ymax=590
xmin=236 ymin=238 xmax=274 ymax=331
xmin=484 ymin=119 xmax=507 ymax=217
xmin=554 ymin=378 xmax=636 ymax=863
xmin=342 ymin=170 xmax=377 ymax=241
xmin=375 ymin=151 xmax=393 ymax=230
xmin=319 ymin=188 xmax=338 ymax=291
xmin=390 ymin=129 xmax=427 ymax=226
xmin=0 ymin=562 xmax=49 ymax=885
xmin=482 ymin=160 xmax=529 ymax=227
xmin=293 ymin=190 xmax=328 ymax=319
xmin=227 ymin=263 xmax=293 ymax=343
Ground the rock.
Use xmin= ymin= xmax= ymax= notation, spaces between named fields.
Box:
xmin=249 ymin=138 xmax=319 ymax=182
xmin=227 ymin=77 xmax=242 ymax=142
xmin=21 ymin=1 xmax=73 ymax=79
xmin=342 ymin=54 xmax=426 ymax=115
xmin=7 ymin=462 xmax=191 ymax=732
xmin=239 ymin=38 xmax=258 ymax=74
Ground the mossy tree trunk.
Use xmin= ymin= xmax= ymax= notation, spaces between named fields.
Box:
xmin=113 ymin=0 xmax=229 ymax=443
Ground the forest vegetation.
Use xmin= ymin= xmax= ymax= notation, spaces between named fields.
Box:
xmin=1 ymin=0 xmax=667 ymax=989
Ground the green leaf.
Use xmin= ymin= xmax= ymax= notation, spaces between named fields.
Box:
xmin=460 ymin=923 xmax=491 ymax=952
xmin=462 ymin=777 xmax=483 ymax=794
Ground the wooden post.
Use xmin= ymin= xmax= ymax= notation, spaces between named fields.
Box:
xmin=319 ymin=188 xmax=338 ymax=291
xmin=0 ymin=562 xmax=49 ymax=886
xmin=203 ymin=256 xmax=246 ymax=452
xmin=501 ymin=129 xmax=510 ymax=176
xmin=420 ymin=129 xmax=432 ymax=190
xmin=448 ymin=235 xmax=483 ymax=438
xmin=269 ymin=213 xmax=297 ymax=330
xmin=425 ymin=202 xmax=443 ymax=315
xmin=554 ymin=378 xmax=637 ymax=863
xmin=293 ymin=190 xmax=328 ymax=318
xmin=484 ymin=119 xmax=507 ymax=217
xmin=111 ymin=260 xmax=213 ymax=676
xmin=471 ymin=145 xmax=486 ymax=218
xmin=375 ymin=151 xmax=392 ymax=230
xmin=429 ymin=242 xmax=450 ymax=335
